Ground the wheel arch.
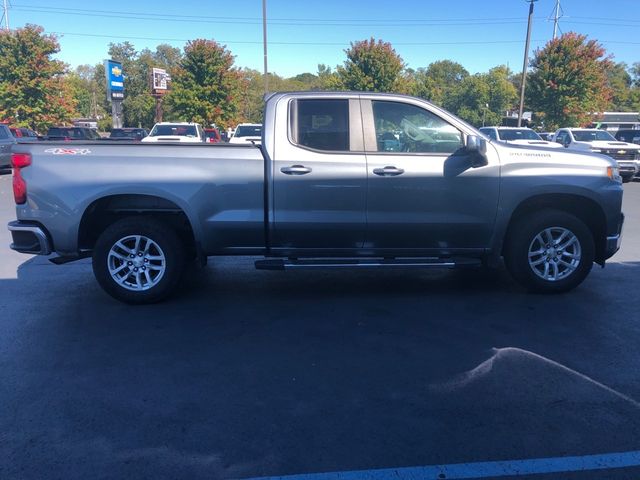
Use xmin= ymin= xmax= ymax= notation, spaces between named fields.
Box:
xmin=78 ymin=193 xmax=201 ymax=260
xmin=500 ymin=193 xmax=608 ymax=264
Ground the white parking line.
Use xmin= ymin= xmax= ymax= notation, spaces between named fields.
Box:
xmin=244 ymin=450 xmax=640 ymax=480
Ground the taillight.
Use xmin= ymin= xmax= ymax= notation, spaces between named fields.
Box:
xmin=11 ymin=152 xmax=31 ymax=204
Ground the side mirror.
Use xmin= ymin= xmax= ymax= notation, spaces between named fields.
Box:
xmin=465 ymin=135 xmax=488 ymax=167
xmin=466 ymin=134 xmax=483 ymax=152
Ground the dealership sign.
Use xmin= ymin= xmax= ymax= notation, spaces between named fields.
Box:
xmin=152 ymin=68 xmax=171 ymax=94
xmin=104 ymin=59 xmax=124 ymax=101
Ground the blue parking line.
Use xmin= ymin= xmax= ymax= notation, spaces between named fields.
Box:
xmin=244 ymin=450 xmax=640 ymax=480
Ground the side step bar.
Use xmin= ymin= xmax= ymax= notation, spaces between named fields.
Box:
xmin=255 ymin=257 xmax=482 ymax=271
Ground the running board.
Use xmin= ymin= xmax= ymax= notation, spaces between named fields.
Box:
xmin=255 ymin=257 xmax=481 ymax=271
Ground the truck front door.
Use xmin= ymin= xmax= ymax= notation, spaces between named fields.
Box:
xmin=361 ymin=98 xmax=500 ymax=253
xmin=270 ymin=97 xmax=367 ymax=251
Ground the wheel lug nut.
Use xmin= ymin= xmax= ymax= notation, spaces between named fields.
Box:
xmin=138 ymin=252 xmax=143 ymax=256
xmin=134 ymin=267 xmax=138 ymax=272
xmin=127 ymin=261 xmax=132 ymax=266
xmin=130 ymin=254 xmax=135 ymax=258
xmin=142 ymin=266 xmax=146 ymax=271
xmin=144 ymin=258 xmax=148 ymax=262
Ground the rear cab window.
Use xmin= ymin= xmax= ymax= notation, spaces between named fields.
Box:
xmin=291 ymin=99 xmax=350 ymax=151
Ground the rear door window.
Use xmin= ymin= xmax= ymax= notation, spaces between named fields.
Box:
xmin=293 ymin=99 xmax=349 ymax=151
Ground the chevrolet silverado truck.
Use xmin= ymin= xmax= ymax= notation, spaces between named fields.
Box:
xmin=8 ymin=92 xmax=624 ymax=304
xmin=552 ymin=128 xmax=640 ymax=182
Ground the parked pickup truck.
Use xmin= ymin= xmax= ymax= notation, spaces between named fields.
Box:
xmin=8 ymin=92 xmax=624 ymax=304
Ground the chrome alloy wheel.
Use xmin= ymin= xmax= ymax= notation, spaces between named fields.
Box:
xmin=528 ymin=227 xmax=582 ymax=282
xmin=107 ymin=235 xmax=166 ymax=291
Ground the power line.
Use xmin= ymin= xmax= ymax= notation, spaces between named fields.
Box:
xmin=14 ymin=5 xmax=640 ymax=30
xmin=12 ymin=3 xmax=640 ymax=25
xmin=47 ymin=30 xmax=640 ymax=47
xmin=49 ymin=31 xmax=558 ymax=46
xmin=12 ymin=7 xmax=535 ymax=27
xmin=9 ymin=4 xmax=538 ymax=23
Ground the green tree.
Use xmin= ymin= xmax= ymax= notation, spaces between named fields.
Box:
xmin=316 ymin=64 xmax=339 ymax=90
xmin=64 ymin=64 xmax=107 ymax=120
xmin=630 ymin=62 xmax=640 ymax=88
xmin=411 ymin=60 xmax=469 ymax=105
xmin=0 ymin=25 xmax=75 ymax=132
xmin=240 ymin=69 xmax=321 ymax=123
xmin=334 ymin=38 xmax=406 ymax=92
xmin=444 ymin=66 xmax=517 ymax=127
xmin=526 ymin=32 xmax=612 ymax=130
xmin=166 ymin=39 xmax=244 ymax=129
xmin=605 ymin=62 xmax=633 ymax=110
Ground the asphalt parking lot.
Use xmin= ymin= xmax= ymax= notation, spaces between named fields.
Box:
xmin=1 ymin=174 xmax=639 ymax=480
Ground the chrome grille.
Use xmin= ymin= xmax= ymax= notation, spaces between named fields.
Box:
xmin=602 ymin=149 xmax=637 ymax=161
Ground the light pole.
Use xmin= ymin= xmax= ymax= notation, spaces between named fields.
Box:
xmin=262 ymin=0 xmax=268 ymax=95
xmin=517 ymin=0 xmax=537 ymax=127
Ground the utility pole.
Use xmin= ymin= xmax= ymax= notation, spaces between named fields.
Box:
xmin=2 ymin=0 xmax=9 ymax=31
xmin=517 ymin=0 xmax=537 ymax=127
xmin=262 ymin=0 xmax=268 ymax=95
xmin=552 ymin=0 xmax=562 ymax=40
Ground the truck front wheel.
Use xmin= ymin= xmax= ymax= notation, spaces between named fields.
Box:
xmin=504 ymin=210 xmax=595 ymax=293
xmin=92 ymin=217 xmax=185 ymax=304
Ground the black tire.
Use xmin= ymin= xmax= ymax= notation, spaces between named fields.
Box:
xmin=92 ymin=217 xmax=185 ymax=304
xmin=504 ymin=209 xmax=595 ymax=293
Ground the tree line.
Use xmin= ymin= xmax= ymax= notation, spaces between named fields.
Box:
xmin=1 ymin=25 xmax=639 ymax=133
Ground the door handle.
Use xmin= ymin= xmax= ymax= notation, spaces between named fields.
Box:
xmin=373 ymin=166 xmax=404 ymax=176
xmin=281 ymin=165 xmax=312 ymax=175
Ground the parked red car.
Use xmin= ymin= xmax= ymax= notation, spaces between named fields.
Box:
xmin=204 ymin=128 xmax=222 ymax=143
xmin=9 ymin=127 xmax=39 ymax=139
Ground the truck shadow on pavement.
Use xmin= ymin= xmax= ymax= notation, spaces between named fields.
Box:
xmin=2 ymin=258 xmax=640 ymax=479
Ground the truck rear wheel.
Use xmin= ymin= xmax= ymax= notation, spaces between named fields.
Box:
xmin=504 ymin=209 xmax=595 ymax=293
xmin=92 ymin=217 xmax=185 ymax=304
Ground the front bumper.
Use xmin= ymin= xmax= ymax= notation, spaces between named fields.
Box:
xmin=8 ymin=221 xmax=52 ymax=255
xmin=604 ymin=213 xmax=624 ymax=260
xmin=617 ymin=161 xmax=638 ymax=179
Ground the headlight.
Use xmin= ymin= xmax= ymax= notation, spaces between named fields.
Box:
xmin=607 ymin=166 xmax=622 ymax=182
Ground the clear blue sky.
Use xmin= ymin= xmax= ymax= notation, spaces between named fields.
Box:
xmin=6 ymin=0 xmax=640 ymax=77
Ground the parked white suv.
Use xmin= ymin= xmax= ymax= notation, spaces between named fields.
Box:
xmin=552 ymin=128 xmax=640 ymax=182
xmin=479 ymin=127 xmax=562 ymax=148
xmin=141 ymin=122 xmax=205 ymax=143
xmin=229 ymin=123 xmax=262 ymax=144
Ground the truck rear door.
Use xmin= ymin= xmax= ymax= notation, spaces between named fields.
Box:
xmin=270 ymin=97 xmax=367 ymax=250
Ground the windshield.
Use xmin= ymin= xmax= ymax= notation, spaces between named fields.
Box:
xmin=110 ymin=129 xmax=133 ymax=138
xmin=235 ymin=125 xmax=262 ymax=137
xmin=572 ymin=130 xmax=616 ymax=142
xmin=48 ymin=127 xmax=99 ymax=139
xmin=497 ymin=129 xmax=542 ymax=141
xmin=150 ymin=125 xmax=197 ymax=137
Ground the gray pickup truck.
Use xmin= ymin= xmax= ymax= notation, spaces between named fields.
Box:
xmin=8 ymin=92 xmax=624 ymax=303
